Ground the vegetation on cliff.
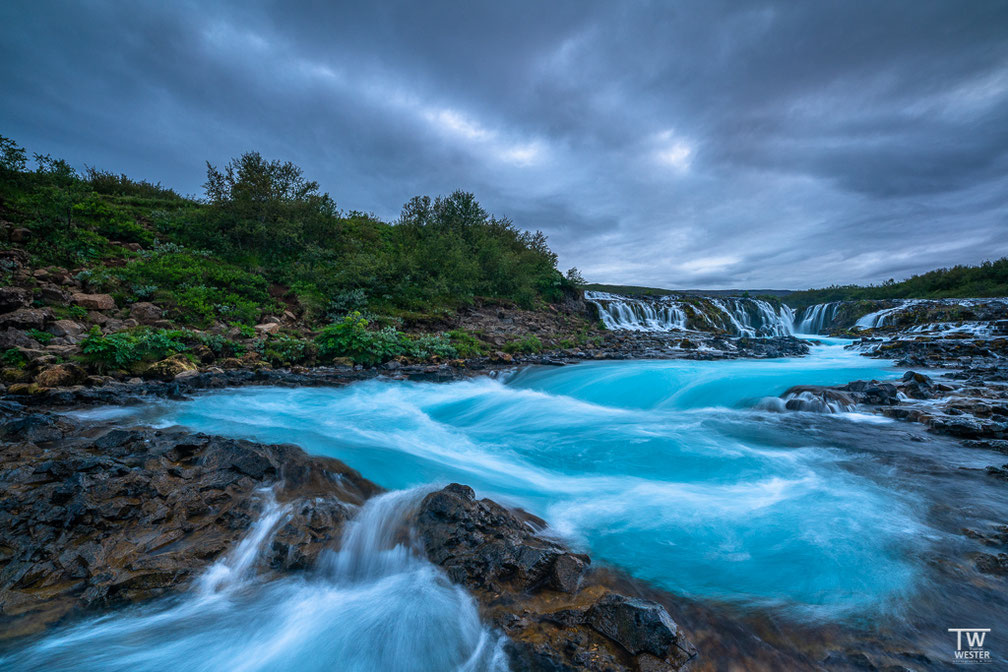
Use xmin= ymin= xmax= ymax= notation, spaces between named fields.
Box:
xmin=0 ymin=134 xmax=587 ymax=373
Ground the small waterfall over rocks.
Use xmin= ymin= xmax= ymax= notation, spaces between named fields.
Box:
xmin=1 ymin=488 xmax=508 ymax=672
xmin=585 ymin=291 xmax=794 ymax=337
xmin=794 ymin=302 xmax=842 ymax=334
xmin=585 ymin=291 xmax=688 ymax=331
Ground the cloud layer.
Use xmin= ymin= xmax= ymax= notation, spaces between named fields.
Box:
xmin=2 ymin=0 xmax=1007 ymax=289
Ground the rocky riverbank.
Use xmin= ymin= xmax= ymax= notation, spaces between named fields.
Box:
xmin=0 ymin=408 xmax=696 ymax=671
xmin=768 ymin=332 xmax=1008 ymax=585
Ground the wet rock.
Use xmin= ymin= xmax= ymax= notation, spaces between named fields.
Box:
xmin=974 ymin=552 xmax=1008 ymax=576
xmin=0 ymin=421 xmax=378 ymax=639
xmin=71 ymin=293 xmax=116 ymax=311
xmin=586 ymin=594 xmax=681 ymax=657
xmin=413 ymin=484 xmax=694 ymax=671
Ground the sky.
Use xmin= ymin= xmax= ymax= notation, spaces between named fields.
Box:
xmin=2 ymin=1 xmax=1007 ymax=290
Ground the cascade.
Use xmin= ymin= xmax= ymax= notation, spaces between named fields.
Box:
xmin=586 ymin=291 xmax=794 ymax=336
xmin=1 ymin=488 xmax=507 ymax=672
xmin=794 ymin=302 xmax=841 ymax=334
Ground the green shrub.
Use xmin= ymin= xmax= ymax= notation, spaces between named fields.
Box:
xmin=262 ymin=334 xmax=316 ymax=366
xmin=2 ymin=348 xmax=27 ymax=368
xmin=503 ymin=334 xmax=543 ymax=354
xmin=229 ymin=322 xmax=257 ymax=338
xmin=192 ymin=332 xmax=245 ymax=358
xmin=405 ymin=333 xmax=457 ymax=360
xmin=447 ymin=330 xmax=486 ymax=358
xmin=315 ymin=312 xmax=403 ymax=366
xmin=26 ymin=328 xmax=54 ymax=344
xmin=78 ymin=326 xmax=188 ymax=372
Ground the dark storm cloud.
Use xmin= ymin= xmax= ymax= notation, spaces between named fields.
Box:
xmin=2 ymin=0 xmax=1007 ymax=289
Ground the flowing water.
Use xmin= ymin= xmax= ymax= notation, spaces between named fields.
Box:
xmin=0 ymin=488 xmax=508 ymax=672
xmin=7 ymin=338 xmax=1008 ymax=668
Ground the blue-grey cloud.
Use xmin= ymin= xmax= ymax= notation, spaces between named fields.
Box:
xmin=2 ymin=0 xmax=1007 ymax=289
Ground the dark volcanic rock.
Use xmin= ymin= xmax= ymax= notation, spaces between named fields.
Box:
xmin=413 ymin=484 xmax=696 ymax=671
xmin=0 ymin=418 xmax=378 ymax=640
xmin=0 ymin=414 xmax=699 ymax=671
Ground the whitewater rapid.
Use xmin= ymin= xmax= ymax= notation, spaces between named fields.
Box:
xmin=0 ymin=488 xmax=508 ymax=672
xmin=68 ymin=338 xmax=992 ymax=618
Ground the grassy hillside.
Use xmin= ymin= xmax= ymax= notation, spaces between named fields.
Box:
xmin=0 ymin=135 xmax=579 ymax=324
xmin=0 ymin=134 xmax=591 ymax=373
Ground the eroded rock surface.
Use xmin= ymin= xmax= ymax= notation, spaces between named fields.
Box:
xmin=0 ymin=414 xmax=696 ymax=671
xmin=0 ymin=419 xmax=378 ymax=640
xmin=413 ymin=484 xmax=696 ymax=672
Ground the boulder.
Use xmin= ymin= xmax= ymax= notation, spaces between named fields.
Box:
xmin=72 ymin=293 xmax=116 ymax=311
xmin=0 ymin=422 xmax=379 ymax=639
xmin=0 ymin=286 xmax=31 ymax=313
xmin=0 ymin=307 xmax=51 ymax=329
xmin=38 ymin=285 xmax=70 ymax=304
xmin=586 ymin=594 xmax=681 ymax=657
xmin=35 ymin=364 xmax=85 ymax=388
xmin=130 ymin=302 xmax=163 ymax=324
xmin=413 ymin=484 xmax=695 ymax=671
xmin=0 ymin=327 xmax=36 ymax=349
xmin=255 ymin=322 xmax=281 ymax=336
xmin=48 ymin=319 xmax=85 ymax=338
xmin=144 ymin=354 xmax=197 ymax=380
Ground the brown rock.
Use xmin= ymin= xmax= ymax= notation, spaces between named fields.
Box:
xmin=255 ymin=322 xmax=281 ymax=336
xmin=0 ymin=423 xmax=379 ymax=640
xmin=35 ymin=364 xmax=85 ymax=388
xmin=130 ymin=302 xmax=163 ymax=324
xmin=144 ymin=354 xmax=197 ymax=380
xmin=72 ymin=293 xmax=116 ymax=311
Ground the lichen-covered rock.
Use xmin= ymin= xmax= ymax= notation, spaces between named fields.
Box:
xmin=35 ymin=364 xmax=85 ymax=388
xmin=144 ymin=354 xmax=197 ymax=380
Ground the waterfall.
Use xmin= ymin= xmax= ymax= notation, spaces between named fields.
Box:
xmin=584 ymin=291 xmax=688 ymax=331
xmin=0 ymin=488 xmax=509 ymax=672
xmin=794 ymin=302 xmax=841 ymax=335
xmin=586 ymin=291 xmax=794 ymax=337
xmin=853 ymin=300 xmax=923 ymax=330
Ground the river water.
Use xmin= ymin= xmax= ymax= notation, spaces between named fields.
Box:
xmin=5 ymin=338 xmax=1007 ymax=669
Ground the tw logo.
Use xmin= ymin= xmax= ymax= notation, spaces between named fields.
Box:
xmin=948 ymin=628 xmax=991 ymax=664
